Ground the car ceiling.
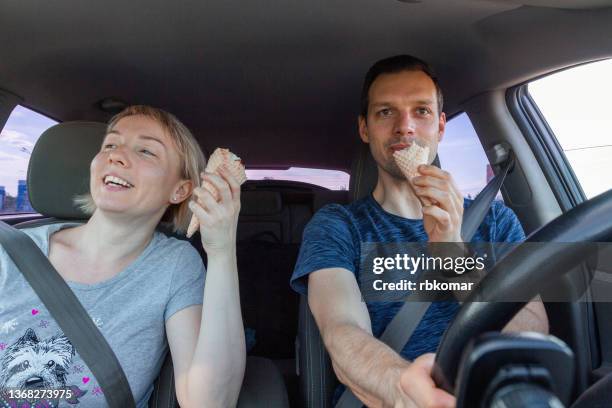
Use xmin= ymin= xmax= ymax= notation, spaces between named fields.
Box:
xmin=1 ymin=0 xmax=611 ymax=171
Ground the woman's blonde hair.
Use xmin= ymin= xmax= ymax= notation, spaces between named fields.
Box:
xmin=74 ymin=105 xmax=207 ymax=234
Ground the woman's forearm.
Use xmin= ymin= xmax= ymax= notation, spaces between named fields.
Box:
xmin=186 ymin=249 xmax=246 ymax=407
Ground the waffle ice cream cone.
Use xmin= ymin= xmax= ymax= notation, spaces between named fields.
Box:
xmin=393 ymin=143 xmax=432 ymax=206
xmin=186 ymin=148 xmax=247 ymax=238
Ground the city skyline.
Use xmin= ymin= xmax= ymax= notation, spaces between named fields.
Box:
xmin=0 ymin=106 xmax=57 ymax=196
xmin=0 ymin=179 xmax=33 ymax=212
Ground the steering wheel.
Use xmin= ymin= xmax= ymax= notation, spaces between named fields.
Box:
xmin=432 ymin=188 xmax=612 ymax=392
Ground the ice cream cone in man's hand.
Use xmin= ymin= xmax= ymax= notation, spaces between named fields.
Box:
xmin=186 ymin=148 xmax=247 ymax=238
xmin=393 ymin=141 xmax=433 ymax=206
xmin=394 ymin=141 xmax=465 ymax=243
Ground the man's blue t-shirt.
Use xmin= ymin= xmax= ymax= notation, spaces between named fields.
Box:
xmin=290 ymin=193 xmax=525 ymax=366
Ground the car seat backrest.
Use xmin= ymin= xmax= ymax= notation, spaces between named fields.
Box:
xmin=242 ymin=191 xmax=283 ymax=216
xmin=236 ymin=188 xmax=315 ymax=359
xmin=28 ymin=121 xmax=106 ymax=219
xmin=238 ymin=191 xmax=285 ymax=243
xmin=236 ymin=182 xmax=350 ymax=360
xmin=238 ymin=189 xmax=326 ymax=244
xmin=349 ymin=143 xmax=379 ymax=202
xmin=313 ymin=190 xmax=349 ymax=212
xmin=282 ymin=192 xmax=316 ymax=243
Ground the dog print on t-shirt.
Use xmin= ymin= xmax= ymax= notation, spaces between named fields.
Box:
xmin=0 ymin=309 xmax=98 ymax=408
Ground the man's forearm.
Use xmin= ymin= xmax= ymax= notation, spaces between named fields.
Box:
xmin=323 ymin=322 xmax=408 ymax=407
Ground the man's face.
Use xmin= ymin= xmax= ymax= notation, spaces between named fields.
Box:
xmin=358 ymin=70 xmax=446 ymax=179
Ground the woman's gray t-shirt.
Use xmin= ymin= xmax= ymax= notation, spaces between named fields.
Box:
xmin=0 ymin=223 xmax=206 ymax=407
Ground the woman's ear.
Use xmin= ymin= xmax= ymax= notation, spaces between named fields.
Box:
xmin=171 ymin=180 xmax=193 ymax=204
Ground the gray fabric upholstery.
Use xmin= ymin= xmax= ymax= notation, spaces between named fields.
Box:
xmin=296 ymin=144 xmax=376 ymax=407
xmin=297 ymin=295 xmax=337 ymax=408
xmin=348 ymin=143 xmax=379 ymax=202
xmin=237 ymin=191 xmax=285 ymax=242
xmin=237 ymin=357 xmax=290 ymax=407
xmin=241 ymin=191 xmax=283 ymax=216
xmin=148 ymin=353 xmax=177 ymax=408
xmin=237 ymin=191 xmax=314 ymax=244
xmin=28 ymin=121 xmax=106 ymax=218
xmin=313 ymin=190 xmax=349 ymax=212
xmin=570 ymin=373 xmax=612 ymax=408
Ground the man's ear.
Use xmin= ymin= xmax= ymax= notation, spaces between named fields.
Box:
xmin=171 ymin=179 xmax=193 ymax=204
xmin=437 ymin=112 xmax=446 ymax=143
xmin=358 ymin=115 xmax=369 ymax=143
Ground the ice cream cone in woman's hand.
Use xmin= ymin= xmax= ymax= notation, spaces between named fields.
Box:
xmin=186 ymin=148 xmax=247 ymax=238
xmin=393 ymin=142 xmax=433 ymax=206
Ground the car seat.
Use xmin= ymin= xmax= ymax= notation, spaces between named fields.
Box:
xmin=15 ymin=121 xmax=289 ymax=407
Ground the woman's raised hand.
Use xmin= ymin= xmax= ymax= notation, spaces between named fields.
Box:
xmin=189 ymin=164 xmax=241 ymax=255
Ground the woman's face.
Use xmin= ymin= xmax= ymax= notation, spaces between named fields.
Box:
xmin=90 ymin=115 xmax=190 ymax=220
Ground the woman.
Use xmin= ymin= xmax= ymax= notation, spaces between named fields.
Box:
xmin=0 ymin=106 xmax=245 ymax=407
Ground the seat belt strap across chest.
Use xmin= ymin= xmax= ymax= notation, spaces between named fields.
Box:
xmin=0 ymin=221 xmax=136 ymax=408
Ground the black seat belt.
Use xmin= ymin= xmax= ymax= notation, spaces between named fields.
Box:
xmin=336 ymin=150 xmax=515 ymax=408
xmin=461 ymin=152 xmax=514 ymax=241
xmin=0 ymin=221 xmax=136 ymax=408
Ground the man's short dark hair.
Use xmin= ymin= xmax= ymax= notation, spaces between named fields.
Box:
xmin=360 ymin=55 xmax=444 ymax=119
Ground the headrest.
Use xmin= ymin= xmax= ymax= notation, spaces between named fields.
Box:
xmin=348 ymin=142 xmax=441 ymax=202
xmin=28 ymin=121 xmax=106 ymax=218
xmin=240 ymin=191 xmax=283 ymax=216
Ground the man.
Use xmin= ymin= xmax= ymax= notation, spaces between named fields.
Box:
xmin=290 ymin=55 xmax=548 ymax=408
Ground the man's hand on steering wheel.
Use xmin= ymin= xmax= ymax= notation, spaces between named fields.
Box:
xmin=393 ymin=354 xmax=456 ymax=408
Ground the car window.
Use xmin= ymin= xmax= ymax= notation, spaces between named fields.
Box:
xmin=246 ymin=167 xmax=349 ymax=190
xmin=438 ymin=112 xmax=499 ymax=201
xmin=528 ymin=59 xmax=612 ymax=199
xmin=0 ymin=105 xmax=58 ymax=214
